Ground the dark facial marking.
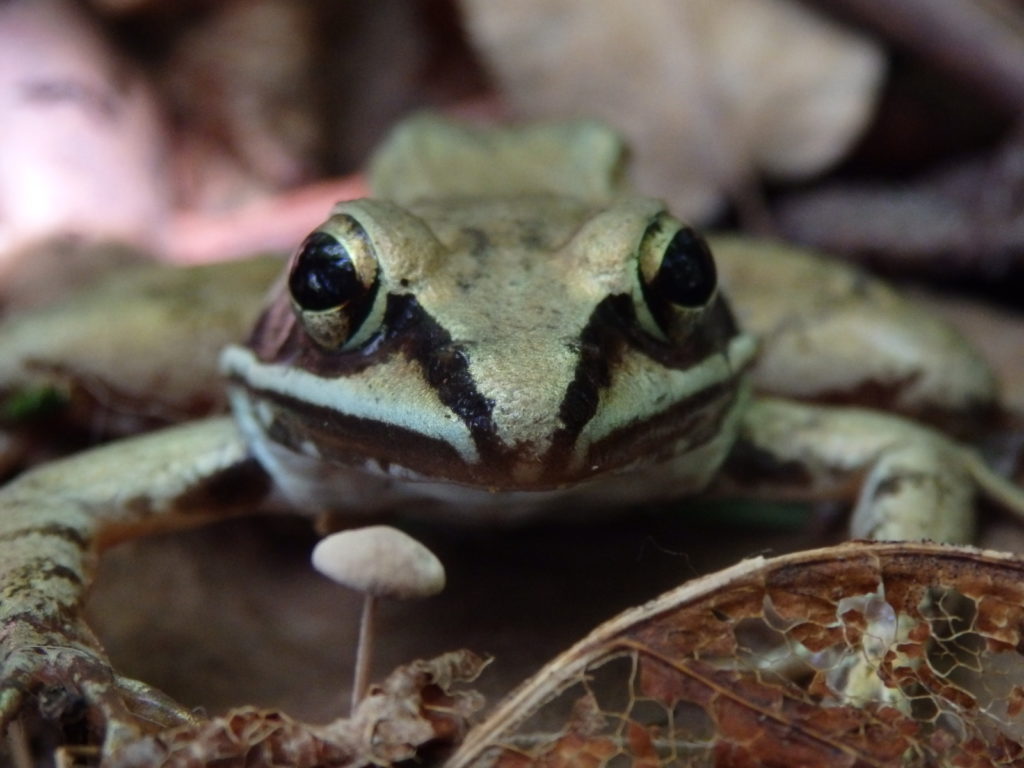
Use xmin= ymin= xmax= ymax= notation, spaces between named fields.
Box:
xmin=580 ymin=377 xmax=740 ymax=475
xmin=384 ymin=295 xmax=501 ymax=459
xmin=555 ymin=296 xmax=627 ymax=446
xmin=251 ymin=390 xmax=483 ymax=485
xmin=543 ymin=288 xmax=744 ymax=480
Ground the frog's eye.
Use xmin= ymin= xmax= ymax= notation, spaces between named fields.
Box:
xmin=637 ymin=221 xmax=718 ymax=338
xmin=289 ymin=232 xmax=364 ymax=311
xmin=288 ymin=221 xmax=380 ymax=349
xmin=641 ymin=226 xmax=716 ymax=308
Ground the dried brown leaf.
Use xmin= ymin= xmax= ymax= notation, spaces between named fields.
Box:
xmin=108 ymin=650 xmax=488 ymax=768
xmin=446 ymin=543 xmax=1024 ymax=768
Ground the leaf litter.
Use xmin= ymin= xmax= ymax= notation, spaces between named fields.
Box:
xmin=95 ymin=542 xmax=1024 ymax=767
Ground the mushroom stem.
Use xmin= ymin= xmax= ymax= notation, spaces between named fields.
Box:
xmin=312 ymin=526 xmax=446 ymax=716
xmin=351 ymin=594 xmax=377 ymax=712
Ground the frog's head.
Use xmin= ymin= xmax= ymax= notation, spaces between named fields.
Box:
xmin=221 ymin=196 xmax=755 ymax=497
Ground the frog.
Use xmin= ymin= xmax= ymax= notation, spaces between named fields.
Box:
xmin=1 ymin=114 xmax=1022 ymax=758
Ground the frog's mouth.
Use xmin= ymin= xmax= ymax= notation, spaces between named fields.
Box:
xmin=221 ymin=330 xmax=753 ymax=494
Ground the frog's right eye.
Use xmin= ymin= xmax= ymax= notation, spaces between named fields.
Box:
xmin=643 ymin=227 xmax=717 ymax=309
xmin=288 ymin=220 xmax=380 ymax=349
xmin=635 ymin=216 xmax=719 ymax=342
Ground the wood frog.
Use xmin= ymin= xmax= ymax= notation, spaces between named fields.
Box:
xmin=0 ymin=115 xmax=1020 ymax=756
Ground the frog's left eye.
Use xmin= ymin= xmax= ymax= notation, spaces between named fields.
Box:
xmin=288 ymin=220 xmax=380 ymax=349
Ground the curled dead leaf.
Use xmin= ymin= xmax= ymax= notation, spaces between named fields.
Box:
xmin=446 ymin=543 xmax=1024 ymax=768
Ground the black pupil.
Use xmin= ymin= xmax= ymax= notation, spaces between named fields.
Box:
xmin=652 ymin=227 xmax=716 ymax=307
xmin=288 ymin=231 xmax=362 ymax=311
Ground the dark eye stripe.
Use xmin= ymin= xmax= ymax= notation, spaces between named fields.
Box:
xmin=384 ymin=296 xmax=501 ymax=459
xmin=549 ymin=292 xmax=742 ymax=463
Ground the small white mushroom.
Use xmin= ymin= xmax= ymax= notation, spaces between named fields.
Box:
xmin=312 ymin=525 xmax=446 ymax=711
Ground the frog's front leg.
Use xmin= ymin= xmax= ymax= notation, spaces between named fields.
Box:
xmin=0 ymin=416 xmax=268 ymax=753
xmin=727 ymin=397 xmax=1024 ymax=541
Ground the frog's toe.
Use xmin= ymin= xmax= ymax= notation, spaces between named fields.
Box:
xmin=112 ymin=675 xmax=199 ymax=731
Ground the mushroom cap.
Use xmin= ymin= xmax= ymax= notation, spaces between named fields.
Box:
xmin=312 ymin=525 xmax=446 ymax=599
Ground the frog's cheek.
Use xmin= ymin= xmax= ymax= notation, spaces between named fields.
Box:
xmin=568 ymin=335 xmax=755 ymax=476
xmin=221 ymin=344 xmax=477 ymax=459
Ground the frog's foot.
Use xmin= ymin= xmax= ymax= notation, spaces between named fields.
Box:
xmin=736 ymin=398 xmax=1024 ymax=543
xmin=1 ymin=621 xmax=198 ymax=755
xmin=849 ymin=441 xmax=973 ymax=541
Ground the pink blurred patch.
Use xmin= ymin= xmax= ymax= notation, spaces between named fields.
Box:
xmin=167 ymin=175 xmax=370 ymax=264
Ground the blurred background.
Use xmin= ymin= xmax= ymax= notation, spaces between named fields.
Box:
xmin=1 ymin=0 xmax=1023 ymax=746
xmin=1 ymin=0 xmax=1022 ymax=286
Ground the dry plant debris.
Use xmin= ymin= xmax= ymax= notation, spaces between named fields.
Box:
xmin=446 ymin=542 xmax=1024 ymax=768
xmin=105 ymin=650 xmax=488 ymax=768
